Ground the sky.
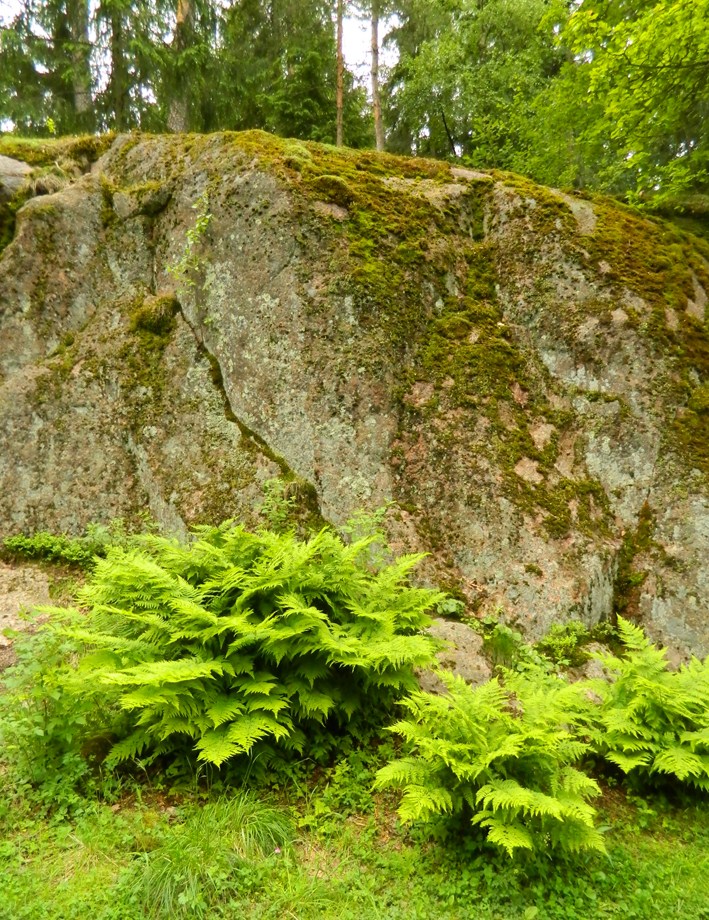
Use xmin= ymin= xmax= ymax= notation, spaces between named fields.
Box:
xmin=344 ymin=11 xmax=399 ymax=86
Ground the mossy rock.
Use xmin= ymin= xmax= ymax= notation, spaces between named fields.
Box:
xmin=129 ymin=294 xmax=180 ymax=335
xmin=307 ymin=175 xmax=356 ymax=209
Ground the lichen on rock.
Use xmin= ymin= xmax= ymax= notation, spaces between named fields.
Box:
xmin=0 ymin=130 xmax=707 ymax=657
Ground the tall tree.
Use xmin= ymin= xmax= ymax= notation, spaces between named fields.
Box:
xmin=370 ymin=0 xmax=385 ymax=150
xmin=336 ymin=0 xmax=345 ymax=145
xmin=0 ymin=0 xmax=373 ymax=144
xmin=210 ymin=0 xmax=370 ymax=145
xmin=383 ymin=0 xmax=566 ymax=164
xmin=565 ymin=0 xmax=709 ymax=200
xmin=167 ymin=0 xmax=194 ymax=132
xmin=0 ymin=0 xmax=96 ymax=134
xmin=68 ymin=0 xmax=93 ymax=132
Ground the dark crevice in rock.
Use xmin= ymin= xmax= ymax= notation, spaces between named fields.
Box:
xmin=612 ymin=500 xmax=655 ymax=622
xmin=173 ymin=297 xmax=325 ymax=525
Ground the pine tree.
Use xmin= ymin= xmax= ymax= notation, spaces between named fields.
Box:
xmin=0 ymin=0 xmax=94 ymax=133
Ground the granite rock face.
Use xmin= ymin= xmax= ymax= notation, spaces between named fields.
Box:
xmin=0 ymin=131 xmax=707 ymax=657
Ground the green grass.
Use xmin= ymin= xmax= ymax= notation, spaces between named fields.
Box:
xmin=1 ymin=775 xmax=708 ymax=920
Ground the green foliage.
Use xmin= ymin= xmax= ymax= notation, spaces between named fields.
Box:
xmin=166 ymin=193 xmax=212 ymax=290
xmin=375 ymin=669 xmax=603 ymax=857
xmin=377 ymin=617 xmax=709 ymax=857
xmin=0 ymin=0 xmax=372 ymax=143
xmin=384 ymin=0 xmax=567 ymax=164
xmin=591 ymin=617 xmax=709 ymax=790
xmin=0 ymin=608 xmax=119 ymax=814
xmin=0 ymin=519 xmax=147 ymax=569
xmin=259 ymin=477 xmax=299 ymax=533
xmin=1 ymin=531 xmax=98 ymax=568
xmin=124 ymin=794 xmax=292 ymax=919
xmin=565 ymin=0 xmax=709 ymax=201
xmin=535 ymin=621 xmax=593 ymax=668
xmin=3 ymin=770 xmax=709 ymax=920
xmin=48 ymin=522 xmax=441 ymax=770
xmin=481 ymin=618 xmax=547 ymax=672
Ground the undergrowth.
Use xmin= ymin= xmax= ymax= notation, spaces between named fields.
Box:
xmin=0 ymin=519 xmax=150 ymax=570
xmin=1 ymin=518 xmax=708 ymax=873
xmin=2 ymin=521 xmax=441 ymax=779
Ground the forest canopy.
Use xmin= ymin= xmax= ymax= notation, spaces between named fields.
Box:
xmin=0 ymin=0 xmax=707 ymax=203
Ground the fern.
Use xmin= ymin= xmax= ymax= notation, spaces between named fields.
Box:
xmin=375 ymin=669 xmax=603 ymax=857
xmin=45 ymin=522 xmax=441 ymax=769
xmin=590 ymin=617 xmax=709 ymax=789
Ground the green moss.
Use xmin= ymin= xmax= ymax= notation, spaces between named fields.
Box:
xmin=0 ymin=184 xmax=33 ymax=253
xmin=648 ymin=192 xmax=709 ymax=244
xmin=512 ymin=476 xmax=611 ymax=540
xmin=491 ymin=170 xmax=577 ymax=236
xmin=307 ymin=175 xmax=355 ymax=208
xmin=129 ymin=294 xmax=179 ymax=335
xmin=115 ymin=307 xmax=176 ymax=431
xmin=0 ymin=133 xmax=114 ymax=169
xmin=99 ymin=176 xmax=118 ymax=227
xmin=613 ymin=501 xmax=655 ymax=619
xmin=577 ymin=194 xmax=709 ymax=475
xmin=130 ymin=180 xmax=170 ymax=216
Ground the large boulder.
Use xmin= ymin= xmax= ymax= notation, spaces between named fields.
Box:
xmin=0 ymin=131 xmax=707 ymax=658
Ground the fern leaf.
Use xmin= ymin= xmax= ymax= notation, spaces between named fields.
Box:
xmin=652 ymin=745 xmax=708 ymax=781
xmin=397 ymin=784 xmax=454 ymax=822
xmin=101 ymin=658 xmax=226 ymax=686
xmin=105 ymin=730 xmax=152 ymax=766
xmin=196 ymin=728 xmax=242 ymax=766
xmin=206 ymin=696 xmax=245 ymax=727
xmin=473 ymin=815 xmax=534 ymax=856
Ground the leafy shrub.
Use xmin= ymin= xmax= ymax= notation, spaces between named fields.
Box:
xmin=2 ymin=531 xmax=99 ymax=568
xmin=0 ymin=519 xmax=143 ymax=569
xmin=52 ymin=522 xmax=441 ymax=769
xmin=0 ymin=608 xmax=117 ymax=813
xmin=535 ymin=620 xmax=592 ymax=667
xmin=590 ymin=617 xmax=709 ymax=790
xmin=482 ymin=619 xmax=547 ymax=672
xmin=375 ymin=669 xmax=603 ymax=857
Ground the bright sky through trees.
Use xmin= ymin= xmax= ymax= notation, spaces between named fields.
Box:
xmin=0 ymin=1 xmax=707 ymax=204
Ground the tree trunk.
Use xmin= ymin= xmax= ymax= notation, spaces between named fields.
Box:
xmin=168 ymin=0 xmax=193 ymax=133
xmin=110 ymin=5 xmax=128 ymax=130
xmin=371 ymin=2 xmax=384 ymax=151
xmin=68 ymin=0 xmax=93 ymax=131
xmin=336 ymin=0 xmax=344 ymax=146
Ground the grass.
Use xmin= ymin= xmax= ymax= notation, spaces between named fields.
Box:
xmin=1 ymin=528 xmax=708 ymax=918
xmin=1 ymin=769 xmax=708 ymax=920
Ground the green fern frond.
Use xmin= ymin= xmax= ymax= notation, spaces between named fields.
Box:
xmin=101 ymin=658 xmax=226 ymax=686
xmin=473 ymin=816 xmax=534 ymax=856
xmin=652 ymin=746 xmax=708 ymax=780
xmin=104 ymin=730 xmax=152 ymax=766
xmin=195 ymin=728 xmax=242 ymax=766
xmin=398 ymin=784 xmax=454 ymax=822
xmin=616 ymin=616 xmax=654 ymax=652
xmin=206 ymin=696 xmax=245 ymax=727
